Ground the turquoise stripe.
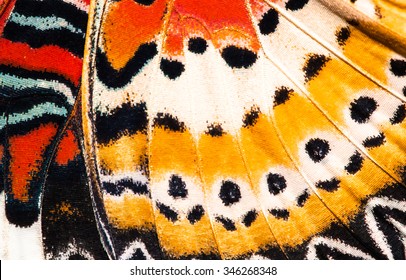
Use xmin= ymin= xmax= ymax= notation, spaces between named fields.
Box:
xmin=9 ymin=13 xmax=84 ymax=35
xmin=8 ymin=102 xmax=68 ymax=125
xmin=0 ymin=73 xmax=74 ymax=105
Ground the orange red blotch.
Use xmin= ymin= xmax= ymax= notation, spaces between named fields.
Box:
xmin=54 ymin=129 xmax=80 ymax=166
xmin=8 ymin=123 xmax=58 ymax=202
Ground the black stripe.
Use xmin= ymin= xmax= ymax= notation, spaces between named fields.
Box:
xmin=6 ymin=114 xmax=66 ymax=136
xmin=3 ymin=22 xmax=85 ymax=58
xmin=7 ymin=95 xmax=69 ymax=116
xmin=95 ymin=102 xmax=148 ymax=144
xmin=11 ymin=0 xmax=88 ymax=31
xmin=0 ymin=64 xmax=77 ymax=94
xmin=96 ymin=43 xmax=158 ymax=88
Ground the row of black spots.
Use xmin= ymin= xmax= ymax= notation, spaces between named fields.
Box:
xmin=389 ymin=58 xmax=406 ymax=77
xmin=303 ymin=54 xmax=331 ymax=82
xmin=362 ymin=132 xmax=386 ymax=149
xmin=285 ymin=0 xmax=309 ymax=11
xmin=42 ymin=149 xmax=109 ymax=260
xmin=153 ymin=113 xmax=186 ymax=132
xmin=349 ymin=96 xmax=378 ymax=124
xmin=258 ymin=8 xmax=279 ymax=35
xmin=390 ymin=104 xmax=406 ymax=125
xmin=156 ymin=201 xmax=206 ymax=225
xmin=335 ymin=26 xmax=351 ymax=47
xmin=345 ymin=150 xmax=364 ymax=175
xmin=0 ymin=64 xmax=77 ymax=103
xmin=273 ymin=86 xmax=294 ymax=107
xmin=95 ymin=102 xmax=148 ymax=145
xmin=96 ymin=43 xmax=158 ymax=88
xmin=102 ymin=179 xmax=149 ymax=196
xmin=206 ymin=123 xmax=225 ymax=137
xmin=242 ymin=106 xmax=260 ymax=127
xmin=269 ymin=208 xmax=290 ymax=220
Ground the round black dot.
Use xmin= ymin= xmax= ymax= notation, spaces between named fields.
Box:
xmin=188 ymin=37 xmax=207 ymax=54
xmin=258 ymin=8 xmax=279 ymax=35
xmin=305 ymin=138 xmax=331 ymax=163
xmin=285 ymin=0 xmax=309 ymax=11
xmin=160 ymin=58 xmax=185 ymax=80
xmin=221 ymin=46 xmax=257 ymax=69
xmin=267 ymin=173 xmax=287 ymax=195
xmin=134 ymin=0 xmax=155 ymax=6
xmin=349 ymin=96 xmax=378 ymax=123
xmin=390 ymin=58 xmax=406 ymax=77
xmin=168 ymin=175 xmax=188 ymax=199
xmin=219 ymin=180 xmax=241 ymax=206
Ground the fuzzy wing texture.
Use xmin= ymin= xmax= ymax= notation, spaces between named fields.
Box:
xmin=0 ymin=0 xmax=108 ymax=259
xmin=79 ymin=0 xmax=406 ymax=260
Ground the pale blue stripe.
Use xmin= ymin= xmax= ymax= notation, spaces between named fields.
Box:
xmin=9 ymin=12 xmax=84 ymax=35
xmin=0 ymin=73 xmax=74 ymax=105
xmin=8 ymin=102 xmax=68 ymax=125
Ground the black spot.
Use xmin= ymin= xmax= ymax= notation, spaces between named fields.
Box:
xmin=363 ymin=133 xmax=386 ymax=148
xmin=350 ymin=0 xmax=357 ymax=3
xmin=336 ymin=26 xmax=351 ymax=46
xmin=269 ymin=209 xmax=290 ymax=220
xmin=316 ymin=178 xmax=341 ymax=192
xmin=274 ymin=86 xmax=294 ymax=107
xmin=390 ymin=104 xmax=406 ymax=125
xmin=267 ymin=173 xmax=287 ymax=195
xmin=95 ymin=102 xmax=148 ymax=145
xmin=188 ymin=37 xmax=207 ymax=54
xmin=349 ymin=96 xmax=378 ymax=123
xmin=154 ymin=113 xmax=186 ymax=132
xmin=303 ymin=54 xmax=331 ymax=82
xmin=305 ymin=138 xmax=331 ymax=163
xmin=5 ymin=201 xmax=40 ymax=227
xmin=344 ymin=150 xmax=364 ymax=175
xmin=129 ymin=248 xmax=147 ymax=260
xmin=68 ymin=254 xmax=87 ymax=260
xmin=96 ymin=43 xmax=158 ymax=88
xmin=206 ymin=123 xmax=224 ymax=137
xmin=389 ymin=59 xmax=406 ymax=77
xmin=160 ymin=58 xmax=185 ymax=79
xmin=168 ymin=175 xmax=188 ymax=199
xmin=216 ymin=216 xmax=237 ymax=231
xmin=242 ymin=106 xmax=260 ymax=127
xmin=347 ymin=19 xmax=359 ymax=26
xmin=221 ymin=46 xmax=257 ymax=69
xmin=297 ymin=190 xmax=310 ymax=207
xmin=134 ymin=0 xmax=155 ymax=6
xmin=403 ymin=87 xmax=406 ymax=97
xmin=187 ymin=205 xmax=205 ymax=224
xmin=242 ymin=210 xmax=258 ymax=227
xmin=156 ymin=202 xmax=178 ymax=222
xmin=219 ymin=180 xmax=242 ymax=206
xmin=258 ymin=8 xmax=279 ymax=35
xmin=102 ymin=179 xmax=149 ymax=196
xmin=285 ymin=0 xmax=309 ymax=11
